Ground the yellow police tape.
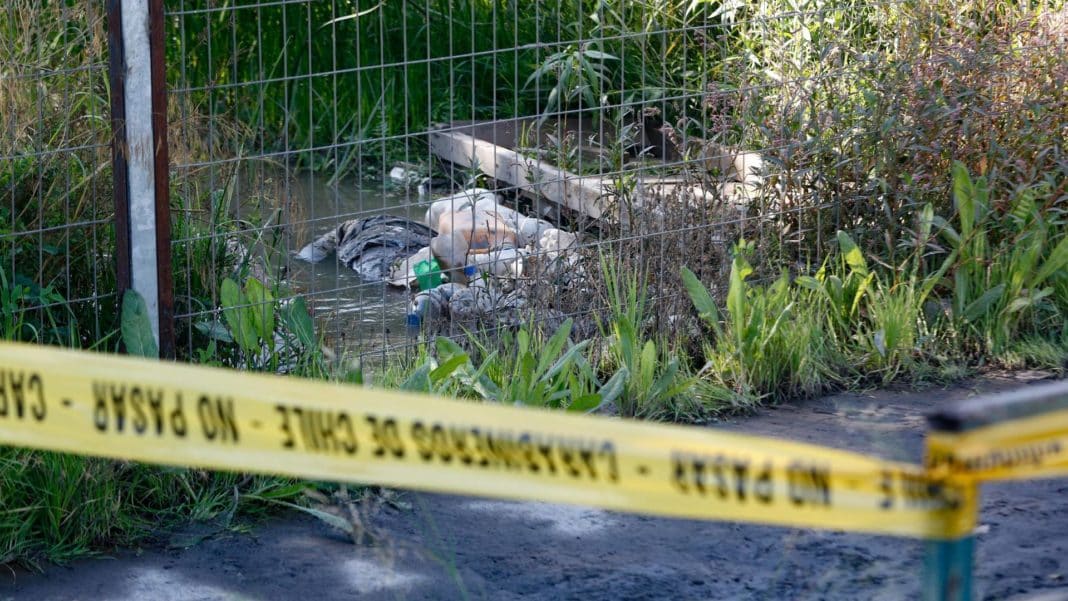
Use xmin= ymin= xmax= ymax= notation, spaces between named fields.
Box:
xmin=0 ymin=342 xmax=975 ymax=539
xmin=927 ymin=409 xmax=1068 ymax=482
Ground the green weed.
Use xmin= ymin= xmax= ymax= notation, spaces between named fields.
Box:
xmin=597 ymin=255 xmax=694 ymax=418
xmin=0 ymin=448 xmax=304 ymax=569
xmin=939 ymin=163 xmax=1068 ymax=356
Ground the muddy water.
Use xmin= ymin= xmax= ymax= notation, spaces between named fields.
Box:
xmin=277 ymin=170 xmax=429 ymax=358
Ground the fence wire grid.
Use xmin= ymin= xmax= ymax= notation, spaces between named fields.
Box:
xmin=2 ymin=0 xmax=1066 ymax=369
xmin=1 ymin=2 xmax=113 ymax=346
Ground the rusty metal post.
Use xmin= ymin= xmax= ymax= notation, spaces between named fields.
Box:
xmin=107 ymin=0 xmax=174 ymax=358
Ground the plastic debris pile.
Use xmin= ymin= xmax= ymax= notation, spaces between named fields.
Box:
xmin=389 ymin=188 xmax=581 ymax=332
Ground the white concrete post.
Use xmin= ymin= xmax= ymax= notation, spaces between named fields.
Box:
xmin=120 ymin=0 xmax=161 ymax=345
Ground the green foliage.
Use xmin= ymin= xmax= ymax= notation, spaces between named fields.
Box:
xmin=400 ymin=324 xmax=627 ymax=414
xmin=526 ymin=46 xmax=617 ymax=123
xmin=682 ymin=182 xmax=1068 ymax=400
xmin=607 ymin=315 xmax=690 ymax=418
xmin=0 ymin=267 xmax=77 ymax=346
xmin=1 ymin=2 xmax=116 ymax=344
xmin=281 ymin=297 xmax=316 ymax=350
xmin=0 ymin=448 xmax=303 ymax=569
xmin=220 ymin=277 xmax=269 ymax=357
xmin=940 ymin=163 xmax=1068 ymax=355
xmin=209 ymin=275 xmax=329 ymax=375
xmin=120 ymin=290 xmax=159 ymax=358
xmin=796 ymin=232 xmax=875 ymax=341
xmin=168 ymin=1 xmax=566 ymax=174
xmin=599 ymin=256 xmax=693 ymax=417
xmin=680 ymin=266 xmax=722 ymax=338
xmin=696 ymin=247 xmax=837 ymax=402
xmin=484 ymin=320 xmax=594 ymax=408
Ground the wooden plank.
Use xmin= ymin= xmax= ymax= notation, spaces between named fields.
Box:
xmin=429 ymin=127 xmax=610 ymax=220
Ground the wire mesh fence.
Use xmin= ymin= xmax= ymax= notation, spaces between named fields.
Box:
xmin=3 ymin=0 xmax=1066 ymax=371
xmin=158 ymin=0 xmax=899 ymax=366
xmin=1 ymin=1 xmax=114 ymax=346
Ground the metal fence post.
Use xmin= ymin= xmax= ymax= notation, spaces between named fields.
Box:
xmin=923 ymin=536 xmax=974 ymax=601
xmin=107 ymin=0 xmax=175 ymax=358
xmin=923 ymin=380 xmax=1068 ymax=601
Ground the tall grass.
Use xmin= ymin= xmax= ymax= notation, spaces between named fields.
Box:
xmin=0 ymin=450 xmax=302 ymax=569
xmin=680 ymin=164 xmax=1068 ymax=404
xmin=1 ymin=1 xmax=115 ymax=343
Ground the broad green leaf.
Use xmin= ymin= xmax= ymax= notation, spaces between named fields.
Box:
xmin=873 ymin=329 xmax=887 ymax=358
xmin=649 ymin=360 xmax=680 ymax=399
xmin=281 ymin=297 xmax=316 ymax=348
xmin=121 ymin=289 xmax=158 ymax=358
xmin=836 ymin=230 xmax=868 ymax=275
xmin=221 ymin=278 xmax=259 ymax=353
xmin=401 ymin=363 xmax=433 ymax=393
xmin=195 ymin=320 xmax=234 ymax=344
xmin=516 ymin=329 xmax=530 ymax=357
xmin=429 ymin=353 xmax=469 ymax=385
xmin=581 ymin=49 xmax=618 ymax=61
xmin=681 ymin=266 xmax=722 ymax=333
xmin=827 ymin=276 xmax=844 ymax=304
xmin=726 ymin=256 xmax=750 ymax=338
xmin=952 ymin=161 xmax=975 ymax=238
xmin=558 ymin=60 xmax=574 ymax=96
xmin=537 ymin=319 xmax=574 ymax=376
xmin=938 ymin=224 xmax=961 ymax=248
xmin=640 ymin=340 xmax=657 ymax=386
xmin=580 ymin=82 xmax=596 ymax=110
xmin=469 ymin=366 xmax=502 ymax=402
xmin=918 ymin=203 xmax=935 ymax=241
xmin=850 ymin=273 xmax=875 ymax=318
xmin=594 ymin=367 xmax=628 ymax=412
xmin=1031 ymin=236 xmax=1068 ymax=288
xmin=919 ymin=249 xmax=959 ymax=305
xmin=543 ymin=339 xmax=590 ymax=382
xmin=244 ymin=278 xmax=275 ymax=349
xmin=760 ymin=301 xmax=794 ymax=353
xmin=614 ymin=318 xmax=637 ymax=368
xmin=454 ymin=349 xmax=501 ymax=401
xmin=567 ymin=393 xmax=602 ymax=413
xmin=1006 ymin=288 xmax=1053 ymax=313
xmin=541 ymin=87 xmax=560 ymax=119
xmin=435 ymin=336 xmax=466 ymax=361
xmin=525 ymin=50 xmax=569 ymax=87
xmin=962 ymin=284 xmax=1005 ymax=323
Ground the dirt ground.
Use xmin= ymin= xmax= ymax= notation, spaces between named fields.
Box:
xmin=3 ymin=374 xmax=1067 ymax=600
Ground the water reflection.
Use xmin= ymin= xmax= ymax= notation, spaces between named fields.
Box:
xmin=277 ymin=169 xmax=429 ymax=359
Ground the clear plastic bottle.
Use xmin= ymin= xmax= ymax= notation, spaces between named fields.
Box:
xmin=406 ymin=283 xmax=464 ymax=328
